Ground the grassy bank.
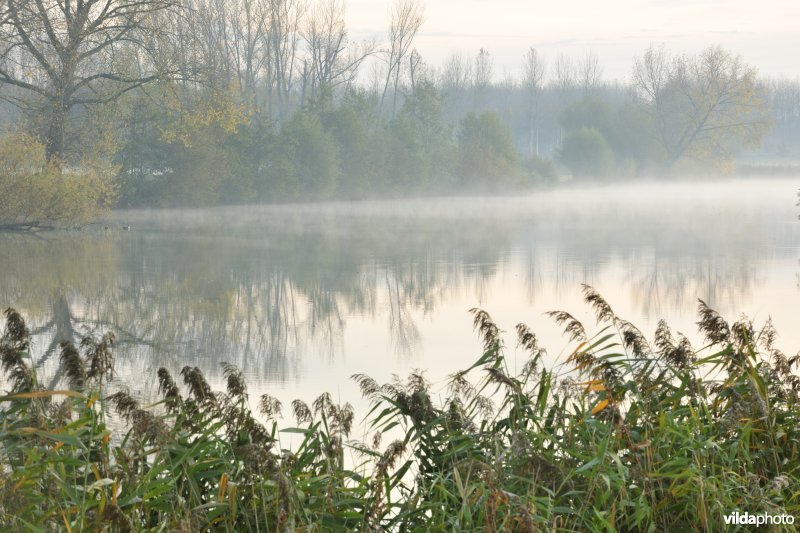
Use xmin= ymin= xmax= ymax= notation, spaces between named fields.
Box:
xmin=1 ymin=285 xmax=799 ymax=531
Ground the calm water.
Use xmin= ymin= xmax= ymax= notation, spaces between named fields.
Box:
xmin=1 ymin=179 xmax=798 ymax=408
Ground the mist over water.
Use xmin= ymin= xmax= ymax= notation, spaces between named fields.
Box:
xmin=1 ymin=178 xmax=797 ymax=407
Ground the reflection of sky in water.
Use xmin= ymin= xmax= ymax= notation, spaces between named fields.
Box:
xmin=0 ymin=178 xmax=798 ymax=413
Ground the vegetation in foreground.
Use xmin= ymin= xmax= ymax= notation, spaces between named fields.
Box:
xmin=1 ymin=286 xmax=799 ymax=531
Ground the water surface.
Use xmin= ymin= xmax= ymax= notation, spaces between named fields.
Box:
xmin=1 ymin=179 xmax=797 ymax=408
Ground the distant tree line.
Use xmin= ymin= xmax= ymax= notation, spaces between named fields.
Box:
xmin=0 ymin=0 xmax=798 ymax=218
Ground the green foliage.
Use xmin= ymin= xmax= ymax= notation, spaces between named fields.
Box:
xmin=385 ymin=82 xmax=456 ymax=192
xmin=559 ymin=97 xmax=615 ymax=134
xmin=558 ymin=98 xmax=663 ymax=177
xmin=115 ymin=86 xmax=255 ymax=207
xmin=320 ymin=102 xmax=377 ymax=198
xmin=521 ymin=154 xmax=559 ymax=184
xmin=0 ymin=133 xmax=117 ymax=229
xmin=3 ymin=285 xmax=799 ymax=531
xmin=558 ymin=127 xmax=615 ymax=179
xmin=458 ymin=110 xmax=519 ymax=187
xmin=274 ymin=111 xmax=340 ymax=200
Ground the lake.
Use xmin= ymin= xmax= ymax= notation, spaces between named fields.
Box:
xmin=1 ymin=178 xmax=798 ymax=411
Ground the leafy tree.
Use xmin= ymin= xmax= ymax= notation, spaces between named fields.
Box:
xmin=557 ymin=127 xmax=614 ymax=179
xmin=0 ymin=0 xmax=176 ymax=161
xmin=272 ymin=111 xmax=340 ymax=200
xmin=632 ymin=45 xmax=771 ymax=171
xmin=384 ymin=81 xmax=455 ymax=192
xmin=457 ymin=110 xmax=518 ymax=187
xmin=605 ymin=103 xmax=663 ymax=175
xmin=320 ymin=99 xmax=379 ymax=197
xmin=115 ymin=84 xmax=252 ymax=207
xmin=559 ymin=97 xmax=614 ymax=134
xmin=559 ymin=97 xmax=662 ymax=176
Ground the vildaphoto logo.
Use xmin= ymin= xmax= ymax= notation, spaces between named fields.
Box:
xmin=723 ymin=512 xmax=795 ymax=526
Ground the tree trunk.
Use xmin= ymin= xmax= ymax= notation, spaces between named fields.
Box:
xmin=45 ymin=100 xmax=69 ymax=163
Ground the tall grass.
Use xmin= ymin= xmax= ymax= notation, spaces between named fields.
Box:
xmin=1 ymin=285 xmax=799 ymax=531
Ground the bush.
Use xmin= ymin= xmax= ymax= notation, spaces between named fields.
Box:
xmin=558 ymin=127 xmax=614 ymax=179
xmin=458 ymin=111 xmax=519 ymax=187
xmin=521 ymin=154 xmax=559 ymax=184
xmin=0 ymin=133 xmax=117 ymax=229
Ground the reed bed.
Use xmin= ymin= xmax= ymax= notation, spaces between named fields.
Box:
xmin=1 ymin=285 xmax=798 ymax=531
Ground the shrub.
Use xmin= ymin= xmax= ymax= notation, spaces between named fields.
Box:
xmin=522 ymin=154 xmax=559 ymax=184
xmin=0 ymin=133 xmax=117 ymax=229
xmin=558 ymin=126 xmax=614 ymax=179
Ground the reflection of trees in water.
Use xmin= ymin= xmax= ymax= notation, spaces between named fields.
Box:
xmin=518 ymin=199 xmax=783 ymax=318
xmin=385 ymin=271 xmax=421 ymax=358
xmin=523 ymin=248 xmax=589 ymax=305
xmin=1 ymin=187 xmax=795 ymax=390
xmin=0 ymin=235 xmax=118 ymax=389
xmin=622 ymin=253 xmax=760 ymax=319
xmin=0 ymin=219 xmax=510 ymax=386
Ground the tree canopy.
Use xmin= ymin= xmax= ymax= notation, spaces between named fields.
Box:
xmin=632 ymin=45 xmax=771 ymax=171
xmin=0 ymin=0 xmax=176 ymax=160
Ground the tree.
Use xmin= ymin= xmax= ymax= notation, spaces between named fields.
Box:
xmin=577 ymin=51 xmax=602 ymax=95
xmin=440 ymin=51 xmax=472 ymax=92
xmin=474 ymin=48 xmax=493 ymax=89
xmin=266 ymin=0 xmax=304 ymax=117
xmin=552 ymin=53 xmax=576 ymax=100
xmin=559 ymin=97 xmax=662 ymax=177
xmin=385 ymin=80 xmax=454 ymax=191
xmin=302 ymin=0 xmax=374 ymax=105
xmin=521 ymin=47 xmax=545 ymax=155
xmin=559 ymin=97 xmax=614 ymax=134
xmin=320 ymin=99 xmax=376 ymax=196
xmin=379 ymin=0 xmax=423 ymax=118
xmin=632 ymin=45 xmax=771 ymax=171
xmin=457 ymin=110 xmax=518 ymax=187
xmin=557 ymin=127 xmax=613 ymax=179
xmin=0 ymin=0 xmax=177 ymax=161
xmin=273 ymin=111 xmax=339 ymax=199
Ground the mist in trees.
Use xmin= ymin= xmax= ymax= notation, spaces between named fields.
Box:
xmin=0 ymin=0 xmax=797 ymax=219
xmin=0 ymin=0 xmax=176 ymax=161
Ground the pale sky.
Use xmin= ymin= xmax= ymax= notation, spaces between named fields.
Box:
xmin=346 ymin=0 xmax=800 ymax=81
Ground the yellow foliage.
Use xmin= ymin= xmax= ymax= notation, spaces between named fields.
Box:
xmin=0 ymin=133 xmax=117 ymax=228
xmin=155 ymin=83 xmax=251 ymax=148
xmin=591 ymin=399 xmax=609 ymax=415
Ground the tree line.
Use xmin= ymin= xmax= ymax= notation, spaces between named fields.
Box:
xmin=0 ymin=0 xmax=798 ymax=222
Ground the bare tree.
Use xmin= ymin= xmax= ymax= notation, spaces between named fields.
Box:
xmin=407 ymin=48 xmax=423 ymax=95
xmin=577 ymin=50 xmax=602 ymax=94
xmin=379 ymin=0 xmax=423 ymax=118
xmin=227 ymin=0 xmax=271 ymax=102
xmin=521 ymin=47 xmax=545 ymax=154
xmin=552 ymin=53 xmax=575 ymax=99
xmin=265 ymin=0 xmax=305 ymax=117
xmin=0 ymin=0 xmax=178 ymax=160
xmin=474 ymin=48 xmax=493 ymax=89
xmin=439 ymin=51 xmax=472 ymax=92
xmin=302 ymin=0 xmax=374 ymax=104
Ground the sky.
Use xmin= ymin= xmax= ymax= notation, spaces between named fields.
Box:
xmin=345 ymin=0 xmax=800 ymax=81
